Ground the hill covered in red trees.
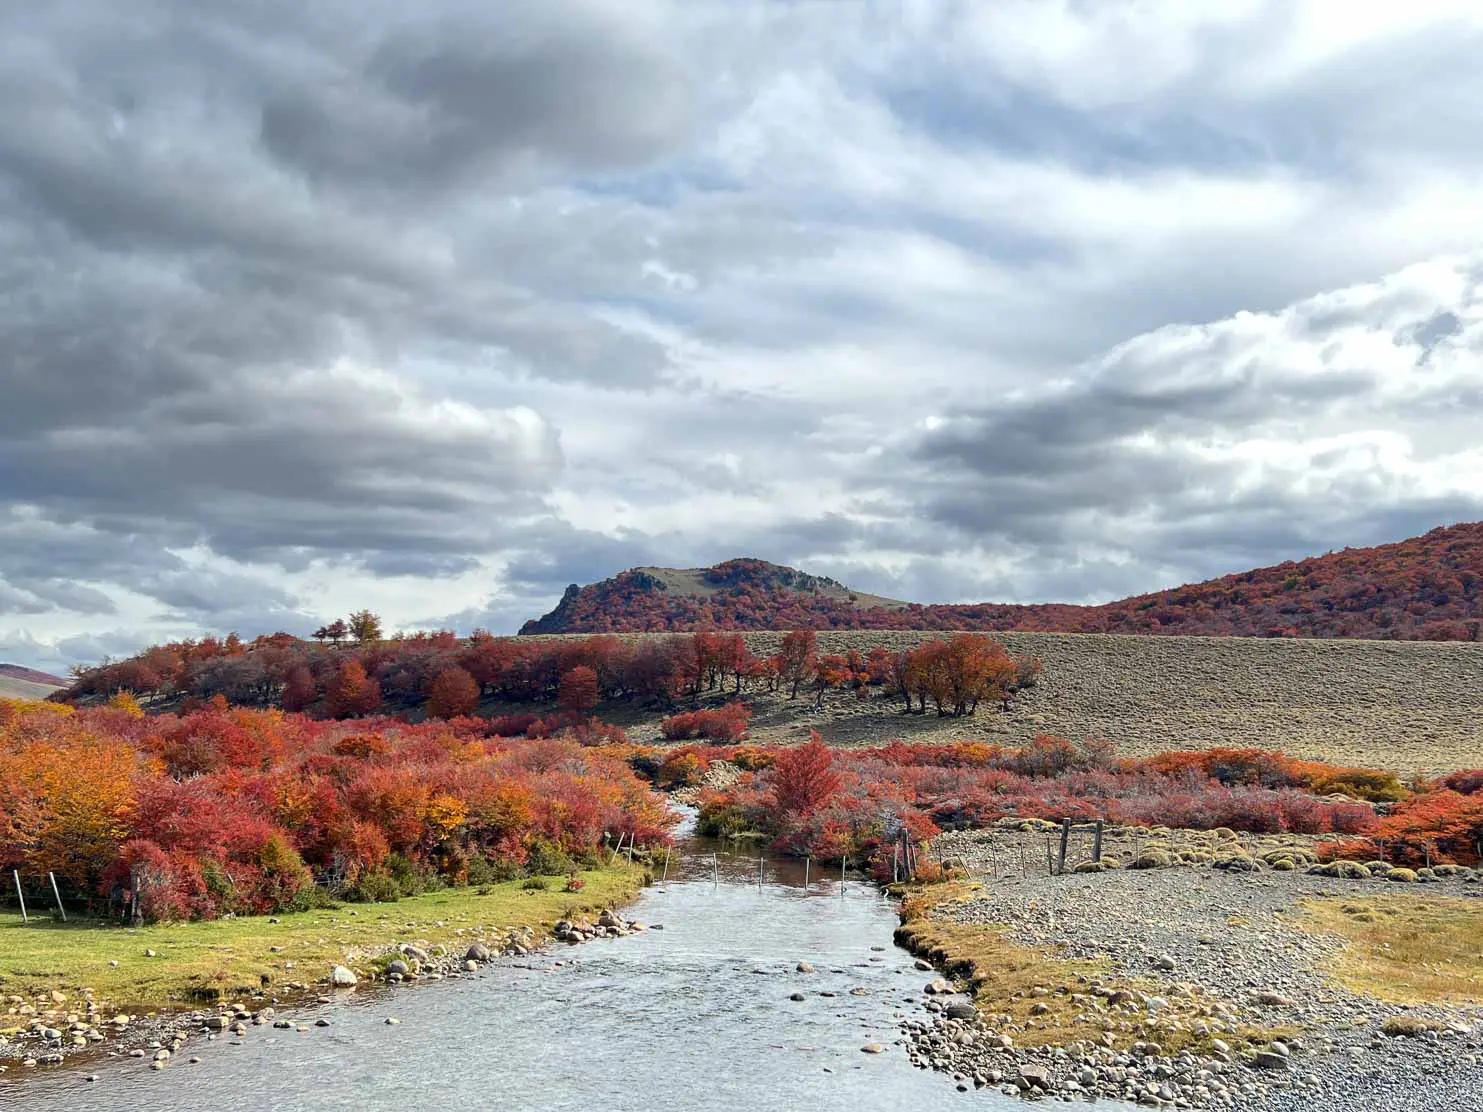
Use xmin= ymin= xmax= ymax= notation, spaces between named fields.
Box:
xmin=519 ymin=524 xmax=1483 ymax=641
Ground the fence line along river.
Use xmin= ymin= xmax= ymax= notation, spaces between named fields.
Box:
xmin=2 ymin=819 xmax=1079 ymax=1112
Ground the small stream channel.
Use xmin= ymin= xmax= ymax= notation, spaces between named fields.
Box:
xmin=3 ymin=822 xmax=1041 ymax=1112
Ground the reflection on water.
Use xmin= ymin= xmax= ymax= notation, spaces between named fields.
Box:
xmin=3 ymin=832 xmax=1032 ymax=1112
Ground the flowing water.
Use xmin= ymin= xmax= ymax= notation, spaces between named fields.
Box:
xmin=3 ymin=827 xmax=1041 ymax=1112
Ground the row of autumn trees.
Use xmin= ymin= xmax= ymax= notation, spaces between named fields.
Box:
xmin=0 ymin=697 xmax=672 ymax=922
xmin=57 ymin=630 xmax=1042 ymax=723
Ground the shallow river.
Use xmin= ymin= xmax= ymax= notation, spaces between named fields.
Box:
xmin=4 ymin=831 xmax=1044 ymax=1112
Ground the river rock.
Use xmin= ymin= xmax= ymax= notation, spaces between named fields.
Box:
xmin=331 ymin=966 xmax=358 ymax=988
xmin=465 ymin=944 xmax=491 ymax=963
xmin=797 ymin=962 xmax=815 ymax=973
xmin=1016 ymin=1064 xmax=1051 ymax=1091
xmin=386 ymin=959 xmax=410 ymax=977
xmin=945 ymin=1002 xmax=977 ymax=1020
xmin=861 ymin=1043 xmax=884 ymax=1054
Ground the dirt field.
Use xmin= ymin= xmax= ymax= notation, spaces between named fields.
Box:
xmin=586 ymin=631 xmax=1483 ymax=774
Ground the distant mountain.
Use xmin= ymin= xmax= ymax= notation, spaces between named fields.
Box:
xmin=0 ymin=663 xmax=67 ymax=701
xmin=519 ymin=525 xmax=1483 ymax=640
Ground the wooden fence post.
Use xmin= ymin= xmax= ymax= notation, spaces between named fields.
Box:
xmin=1058 ymin=819 xmax=1071 ymax=876
xmin=1093 ymin=820 xmax=1104 ymax=863
xmin=13 ymin=870 xmax=26 ymax=924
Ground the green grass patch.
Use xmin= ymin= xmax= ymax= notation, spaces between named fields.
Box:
xmin=0 ymin=866 xmax=642 ymax=1012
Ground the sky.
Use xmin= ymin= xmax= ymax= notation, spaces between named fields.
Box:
xmin=4 ymin=0 xmax=1483 ymax=675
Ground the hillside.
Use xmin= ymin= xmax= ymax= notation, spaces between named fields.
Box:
xmin=735 ymin=631 xmax=1483 ymax=774
xmin=0 ymin=663 xmax=66 ymax=701
xmin=519 ymin=523 xmax=1483 ymax=640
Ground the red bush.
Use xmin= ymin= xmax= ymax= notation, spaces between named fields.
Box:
xmin=659 ymin=702 xmax=752 ymax=742
xmin=768 ymin=736 xmax=842 ymax=816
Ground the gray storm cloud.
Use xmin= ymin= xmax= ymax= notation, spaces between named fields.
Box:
xmin=4 ymin=1 xmax=1483 ymax=672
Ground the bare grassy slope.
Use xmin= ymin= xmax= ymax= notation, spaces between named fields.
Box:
xmin=705 ymin=632 xmax=1483 ymax=773
xmin=0 ymin=674 xmax=62 ymax=701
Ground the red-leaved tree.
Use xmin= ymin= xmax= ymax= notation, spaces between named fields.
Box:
xmin=769 ymin=734 xmax=841 ymax=816
xmin=326 ymin=660 xmax=382 ymax=718
xmin=558 ymin=666 xmax=600 ymax=713
xmin=426 ymin=666 xmax=480 ymax=720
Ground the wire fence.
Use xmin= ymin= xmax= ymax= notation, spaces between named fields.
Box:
xmin=4 ymin=869 xmax=71 ymax=923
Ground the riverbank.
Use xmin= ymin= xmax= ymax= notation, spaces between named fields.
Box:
xmin=896 ymin=824 xmax=1483 ymax=1109
xmin=2 ymin=829 xmax=1015 ymax=1112
xmin=0 ymin=864 xmax=645 ymax=1074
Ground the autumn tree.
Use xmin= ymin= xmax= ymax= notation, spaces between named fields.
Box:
xmin=0 ymin=734 xmax=140 ymax=889
xmin=775 ymin=629 xmax=817 ymax=699
xmin=426 ymin=666 xmax=480 ymax=720
xmin=314 ymin=619 xmax=349 ymax=644
xmin=348 ymin=610 xmax=384 ymax=643
xmin=326 ymin=660 xmax=382 ymax=718
xmin=811 ymin=654 xmax=852 ymax=709
xmin=769 ymin=735 xmax=842 ymax=815
xmin=280 ymin=665 xmax=318 ymax=713
xmin=558 ymin=666 xmax=600 ymax=714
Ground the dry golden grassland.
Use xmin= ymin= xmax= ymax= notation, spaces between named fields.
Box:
xmin=1300 ymin=895 xmax=1483 ymax=1006
xmin=658 ymin=631 xmax=1482 ymax=774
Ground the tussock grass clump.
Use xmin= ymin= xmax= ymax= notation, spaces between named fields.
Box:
xmin=1382 ymin=1016 xmax=1441 ymax=1037
xmin=1308 ymin=860 xmax=1372 ymax=880
xmin=1128 ymin=851 xmax=1174 ymax=869
xmin=1213 ymin=854 xmax=1260 ymax=872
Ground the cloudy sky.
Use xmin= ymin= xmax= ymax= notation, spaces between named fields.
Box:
xmin=4 ymin=0 xmax=1483 ymax=673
